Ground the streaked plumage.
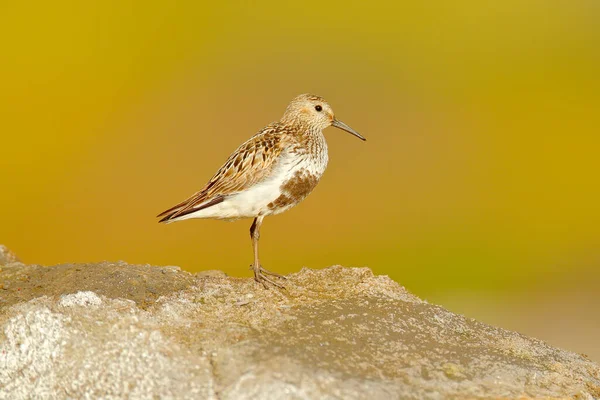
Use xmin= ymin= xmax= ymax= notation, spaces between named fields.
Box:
xmin=158 ymin=93 xmax=365 ymax=288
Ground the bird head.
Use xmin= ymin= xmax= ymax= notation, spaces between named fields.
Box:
xmin=281 ymin=93 xmax=366 ymax=141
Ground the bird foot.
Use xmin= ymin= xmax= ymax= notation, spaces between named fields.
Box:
xmin=259 ymin=266 xmax=287 ymax=280
xmin=252 ymin=264 xmax=286 ymax=289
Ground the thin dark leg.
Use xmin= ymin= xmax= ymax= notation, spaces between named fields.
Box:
xmin=250 ymin=216 xmax=262 ymax=277
xmin=250 ymin=216 xmax=285 ymax=289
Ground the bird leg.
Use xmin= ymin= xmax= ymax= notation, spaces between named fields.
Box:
xmin=250 ymin=217 xmax=285 ymax=289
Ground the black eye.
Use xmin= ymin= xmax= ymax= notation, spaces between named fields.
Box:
xmin=315 ymin=105 xmax=322 ymax=112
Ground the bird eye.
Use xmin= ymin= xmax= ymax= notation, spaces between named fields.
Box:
xmin=315 ymin=105 xmax=322 ymax=112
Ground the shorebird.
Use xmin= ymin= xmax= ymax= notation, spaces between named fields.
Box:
xmin=157 ymin=94 xmax=365 ymax=288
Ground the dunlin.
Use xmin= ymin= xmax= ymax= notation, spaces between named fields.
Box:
xmin=158 ymin=94 xmax=365 ymax=288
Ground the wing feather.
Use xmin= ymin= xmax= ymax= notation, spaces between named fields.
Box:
xmin=157 ymin=123 xmax=290 ymax=222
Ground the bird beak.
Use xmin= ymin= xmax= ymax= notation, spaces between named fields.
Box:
xmin=331 ymin=119 xmax=366 ymax=141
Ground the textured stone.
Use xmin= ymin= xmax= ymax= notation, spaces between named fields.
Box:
xmin=0 ymin=247 xmax=599 ymax=400
xmin=0 ymin=245 xmax=19 ymax=265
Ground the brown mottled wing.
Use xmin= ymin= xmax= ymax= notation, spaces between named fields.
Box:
xmin=157 ymin=124 xmax=289 ymax=222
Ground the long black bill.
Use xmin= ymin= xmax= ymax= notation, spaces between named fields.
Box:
xmin=331 ymin=119 xmax=366 ymax=141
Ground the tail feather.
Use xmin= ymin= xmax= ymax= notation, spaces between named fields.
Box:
xmin=158 ymin=195 xmax=225 ymax=223
xmin=156 ymin=198 xmax=192 ymax=218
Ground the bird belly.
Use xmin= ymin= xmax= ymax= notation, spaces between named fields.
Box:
xmin=261 ymin=154 xmax=324 ymax=215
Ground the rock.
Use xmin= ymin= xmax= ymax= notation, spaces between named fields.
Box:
xmin=0 ymin=246 xmax=599 ymax=399
xmin=0 ymin=245 xmax=19 ymax=265
xmin=0 ymin=260 xmax=196 ymax=310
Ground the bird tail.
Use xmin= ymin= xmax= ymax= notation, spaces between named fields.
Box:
xmin=157 ymin=195 xmax=225 ymax=223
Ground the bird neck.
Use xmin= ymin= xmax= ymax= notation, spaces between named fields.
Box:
xmin=281 ymin=119 xmax=323 ymax=139
xmin=290 ymin=121 xmax=328 ymax=162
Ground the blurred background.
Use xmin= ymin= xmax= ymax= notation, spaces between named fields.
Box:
xmin=1 ymin=1 xmax=599 ymax=360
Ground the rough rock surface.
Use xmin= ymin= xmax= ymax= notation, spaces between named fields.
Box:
xmin=0 ymin=245 xmax=19 ymax=266
xmin=0 ymin=246 xmax=599 ymax=400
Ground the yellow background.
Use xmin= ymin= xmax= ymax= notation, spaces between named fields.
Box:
xmin=1 ymin=2 xmax=599 ymax=358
